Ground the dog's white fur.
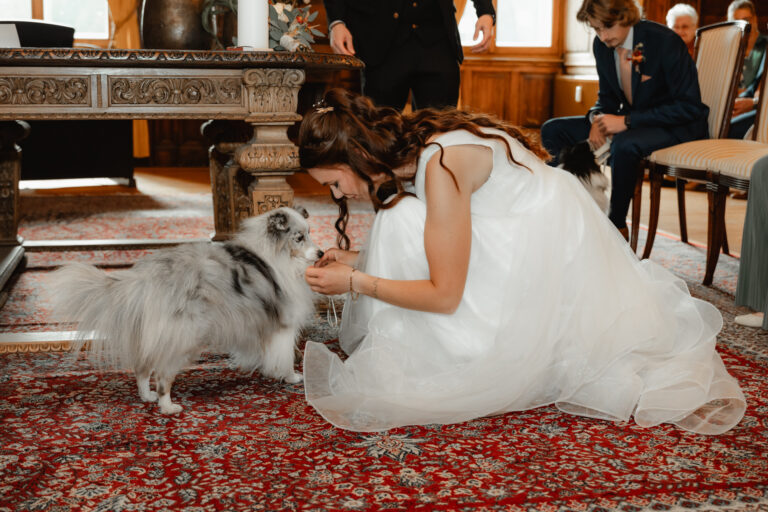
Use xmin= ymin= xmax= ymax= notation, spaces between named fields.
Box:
xmin=49 ymin=207 xmax=321 ymax=414
xmin=580 ymin=171 xmax=610 ymax=214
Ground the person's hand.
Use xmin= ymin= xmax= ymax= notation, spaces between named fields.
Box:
xmin=732 ymin=97 xmax=755 ymax=117
xmin=305 ymin=262 xmax=354 ymax=296
xmin=315 ymin=248 xmax=358 ymax=268
xmin=470 ymin=14 xmax=494 ymax=53
xmin=588 ymin=117 xmax=607 ymax=149
xmin=330 ymin=23 xmax=355 ymax=56
xmin=594 ymin=114 xmax=627 ymax=136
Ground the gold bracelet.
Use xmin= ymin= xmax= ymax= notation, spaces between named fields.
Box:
xmin=372 ymin=277 xmax=379 ymax=299
xmin=349 ymin=269 xmax=359 ymax=301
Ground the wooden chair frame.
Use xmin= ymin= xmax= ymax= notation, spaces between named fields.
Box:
xmin=630 ymin=21 xmax=751 ymax=261
xmin=700 ymin=69 xmax=768 ymax=284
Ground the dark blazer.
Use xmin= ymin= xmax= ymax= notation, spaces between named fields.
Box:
xmin=324 ymin=0 xmax=495 ymax=67
xmin=588 ymin=20 xmax=709 ymax=141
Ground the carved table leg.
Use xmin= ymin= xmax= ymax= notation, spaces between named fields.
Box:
xmin=237 ymin=69 xmax=305 ymax=218
xmin=0 ymin=121 xmax=30 ymax=307
xmin=201 ymin=120 xmax=251 ymax=241
xmin=237 ymin=124 xmax=298 ymax=215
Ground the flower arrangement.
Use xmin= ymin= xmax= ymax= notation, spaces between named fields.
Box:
xmin=269 ymin=0 xmax=324 ymax=51
xmin=201 ymin=0 xmax=324 ymax=52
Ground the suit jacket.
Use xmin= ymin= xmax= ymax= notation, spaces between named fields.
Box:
xmin=588 ymin=20 xmax=709 ymax=141
xmin=324 ymin=0 xmax=495 ymax=67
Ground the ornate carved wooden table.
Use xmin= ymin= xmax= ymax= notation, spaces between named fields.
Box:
xmin=0 ymin=48 xmax=362 ymax=301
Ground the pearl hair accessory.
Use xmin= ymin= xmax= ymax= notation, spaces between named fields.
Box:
xmin=312 ymin=100 xmax=334 ymax=114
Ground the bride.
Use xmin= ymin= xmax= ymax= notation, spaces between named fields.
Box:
xmin=299 ymin=88 xmax=745 ymax=434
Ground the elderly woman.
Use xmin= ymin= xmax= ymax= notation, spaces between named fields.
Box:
xmin=666 ymin=3 xmax=698 ymax=57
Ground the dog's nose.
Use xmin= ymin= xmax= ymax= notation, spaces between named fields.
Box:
xmin=317 ymin=250 xmax=324 ymax=260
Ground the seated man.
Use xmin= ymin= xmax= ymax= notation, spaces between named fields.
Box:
xmin=541 ymin=0 xmax=709 ymax=239
xmin=727 ymin=0 xmax=766 ymax=140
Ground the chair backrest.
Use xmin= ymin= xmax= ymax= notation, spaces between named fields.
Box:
xmin=694 ymin=20 xmax=750 ymax=139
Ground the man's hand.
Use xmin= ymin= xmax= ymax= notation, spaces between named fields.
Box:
xmin=588 ymin=118 xmax=607 ymax=149
xmin=470 ymin=14 xmax=494 ymax=53
xmin=732 ymin=97 xmax=755 ymax=117
xmin=594 ymin=114 xmax=628 ymax=136
xmin=330 ymin=23 xmax=355 ymax=56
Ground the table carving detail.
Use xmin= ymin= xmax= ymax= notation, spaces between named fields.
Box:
xmin=110 ymin=77 xmax=242 ymax=106
xmin=0 ymin=77 xmax=88 ymax=105
xmin=237 ymin=144 xmax=298 ymax=171
xmin=244 ymin=69 xmax=304 ymax=114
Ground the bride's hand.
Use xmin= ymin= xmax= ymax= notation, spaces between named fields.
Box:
xmin=315 ymin=248 xmax=359 ymax=268
xmin=305 ymin=262 xmax=354 ymax=296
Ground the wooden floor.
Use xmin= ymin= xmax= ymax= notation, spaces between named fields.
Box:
xmin=21 ymin=167 xmax=748 ymax=256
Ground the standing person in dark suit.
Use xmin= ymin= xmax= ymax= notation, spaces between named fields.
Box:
xmin=324 ymin=0 xmax=495 ymax=110
xmin=540 ymin=0 xmax=709 ymax=239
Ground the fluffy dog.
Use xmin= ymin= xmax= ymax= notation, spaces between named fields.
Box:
xmin=49 ymin=206 xmax=322 ymax=414
xmin=559 ymin=140 xmax=610 ymax=214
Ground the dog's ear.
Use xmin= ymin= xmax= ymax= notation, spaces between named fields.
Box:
xmin=267 ymin=211 xmax=290 ymax=237
xmin=293 ymin=205 xmax=309 ymax=219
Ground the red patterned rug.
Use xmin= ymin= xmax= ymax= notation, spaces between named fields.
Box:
xmin=1 ymin=192 xmax=767 ymax=511
xmin=1 ymin=288 xmax=767 ymax=511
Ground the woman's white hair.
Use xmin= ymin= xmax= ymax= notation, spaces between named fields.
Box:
xmin=666 ymin=3 xmax=699 ymax=28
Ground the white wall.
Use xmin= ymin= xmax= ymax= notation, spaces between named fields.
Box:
xmin=563 ymin=0 xmax=597 ymax=75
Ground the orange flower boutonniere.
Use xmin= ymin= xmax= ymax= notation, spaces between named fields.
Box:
xmin=629 ymin=42 xmax=645 ymax=73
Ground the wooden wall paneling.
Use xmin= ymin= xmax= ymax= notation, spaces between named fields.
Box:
xmin=520 ymin=73 xmax=555 ymax=127
xmin=178 ymin=119 xmax=209 ymax=166
xmin=460 ymin=68 xmax=513 ymax=121
xmin=553 ymin=75 xmax=599 ymax=117
xmin=149 ymin=119 xmax=178 ymax=167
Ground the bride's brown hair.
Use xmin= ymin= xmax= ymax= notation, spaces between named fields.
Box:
xmin=298 ymin=88 xmax=548 ymax=250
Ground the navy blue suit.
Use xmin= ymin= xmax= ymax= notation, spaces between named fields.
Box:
xmin=541 ymin=20 xmax=709 ymax=229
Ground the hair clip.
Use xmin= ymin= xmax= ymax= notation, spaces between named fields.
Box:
xmin=316 ymin=106 xmax=334 ymax=114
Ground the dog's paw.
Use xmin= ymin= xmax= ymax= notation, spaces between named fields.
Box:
xmin=139 ymin=390 xmax=158 ymax=403
xmin=160 ymin=402 xmax=183 ymax=414
xmin=158 ymin=396 xmax=183 ymax=414
xmin=285 ymin=371 xmax=303 ymax=384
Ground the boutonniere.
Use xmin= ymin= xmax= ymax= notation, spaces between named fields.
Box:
xmin=628 ymin=42 xmax=645 ymax=73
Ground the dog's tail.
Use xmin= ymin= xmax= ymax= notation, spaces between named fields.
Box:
xmin=48 ymin=262 xmax=137 ymax=369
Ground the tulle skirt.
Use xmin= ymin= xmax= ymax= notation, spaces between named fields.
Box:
xmin=304 ymin=136 xmax=745 ymax=435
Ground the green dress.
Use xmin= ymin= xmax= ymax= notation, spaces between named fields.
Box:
xmin=735 ymin=156 xmax=768 ymax=329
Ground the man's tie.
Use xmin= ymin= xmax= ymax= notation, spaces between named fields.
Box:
xmin=617 ymin=47 xmax=633 ymax=105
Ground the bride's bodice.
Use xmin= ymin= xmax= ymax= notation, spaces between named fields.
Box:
xmin=413 ymin=129 xmax=552 ymax=216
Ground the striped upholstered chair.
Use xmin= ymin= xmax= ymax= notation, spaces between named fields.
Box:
xmin=629 ymin=20 xmax=750 ymax=257
xmin=692 ymin=70 xmax=768 ymax=284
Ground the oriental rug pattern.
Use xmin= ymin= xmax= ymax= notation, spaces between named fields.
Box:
xmin=1 ymin=192 xmax=766 ymax=511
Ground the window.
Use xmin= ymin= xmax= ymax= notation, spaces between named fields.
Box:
xmin=0 ymin=0 xmax=109 ymax=42
xmin=458 ymin=0 xmax=562 ymax=54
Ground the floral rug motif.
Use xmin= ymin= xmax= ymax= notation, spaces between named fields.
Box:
xmin=1 ymin=192 xmax=767 ymax=511
xmin=1 ymin=306 xmax=767 ymax=511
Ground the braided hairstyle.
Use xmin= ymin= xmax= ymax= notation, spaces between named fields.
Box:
xmin=298 ymin=88 xmax=548 ymax=250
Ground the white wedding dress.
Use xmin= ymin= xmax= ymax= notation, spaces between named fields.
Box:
xmin=303 ymin=129 xmax=746 ymax=434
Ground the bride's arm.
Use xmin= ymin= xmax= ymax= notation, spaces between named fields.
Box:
xmin=306 ymin=144 xmax=492 ymax=314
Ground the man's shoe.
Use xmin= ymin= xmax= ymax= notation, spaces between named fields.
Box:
xmin=734 ymin=312 xmax=764 ymax=328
